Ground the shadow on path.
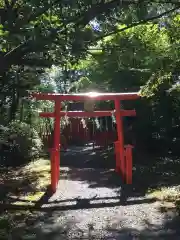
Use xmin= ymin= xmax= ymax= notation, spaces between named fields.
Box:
xmin=59 ymin=146 xmax=180 ymax=197
xmin=1 ymin=195 xmax=157 ymax=212
xmin=1 ymin=146 xmax=180 ymax=239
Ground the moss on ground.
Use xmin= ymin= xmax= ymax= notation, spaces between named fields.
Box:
xmin=146 ymin=186 xmax=180 ymax=212
xmin=0 ymin=158 xmax=51 ymax=239
xmin=0 ymin=158 xmax=50 ymax=203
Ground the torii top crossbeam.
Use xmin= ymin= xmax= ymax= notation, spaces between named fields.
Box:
xmin=31 ymin=92 xmax=139 ymax=101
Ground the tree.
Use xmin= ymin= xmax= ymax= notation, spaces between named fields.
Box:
xmin=0 ymin=0 xmax=179 ymax=75
xmin=74 ymin=13 xmax=180 ymax=154
xmin=0 ymin=0 xmax=179 ymax=127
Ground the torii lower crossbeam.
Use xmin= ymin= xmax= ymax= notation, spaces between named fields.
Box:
xmin=31 ymin=92 xmax=140 ymax=193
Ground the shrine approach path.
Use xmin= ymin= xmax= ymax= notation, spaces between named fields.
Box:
xmin=26 ymin=145 xmax=180 ymax=239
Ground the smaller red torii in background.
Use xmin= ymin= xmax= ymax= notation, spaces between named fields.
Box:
xmin=31 ymin=92 xmax=140 ymax=193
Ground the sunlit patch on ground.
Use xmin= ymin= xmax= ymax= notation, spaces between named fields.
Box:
xmin=0 ymin=158 xmax=52 ymax=239
xmin=23 ymin=158 xmax=51 ymax=191
xmin=147 ymin=186 xmax=180 ymax=202
xmin=10 ymin=192 xmax=45 ymax=206
xmin=146 ymin=186 xmax=180 ymax=212
xmin=0 ymin=158 xmax=51 ymax=203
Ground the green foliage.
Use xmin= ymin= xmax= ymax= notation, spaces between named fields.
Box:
xmin=0 ymin=1 xmax=178 ymax=120
xmin=7 ymin=121 xmax=43 ymax=162
xmin=69 ymin=77 xmax=94 ymax=93
xmin=74 ymin=14 xmax=180 ymax=155
xmin=0 ymin=0 xmax=179 ymax=158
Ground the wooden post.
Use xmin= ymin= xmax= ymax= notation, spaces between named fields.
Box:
xmin=125 ymin=145 xmax=133 ymax=184
xmin=114 ymin=99 xmax=125 ymax=180
xmin=51 ymin=100 xmax=61 ymax=193
xmin=114 ymin=141 xmax=120 ymax=171
xmin=50 ymin=148 xmax=56 ymax=193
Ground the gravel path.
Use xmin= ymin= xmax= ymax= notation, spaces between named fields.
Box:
xmin=25 ymin=145 xmax=180 ymax=239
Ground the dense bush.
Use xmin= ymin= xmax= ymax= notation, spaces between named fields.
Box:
xmin=0 ymin=121 xmax=43 ymax=166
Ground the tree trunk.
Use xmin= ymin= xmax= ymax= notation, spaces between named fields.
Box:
xmin=19 ymin=98 xmax=24 ymax=122
xmin=9 ymin=70 xmax=20 ymax=121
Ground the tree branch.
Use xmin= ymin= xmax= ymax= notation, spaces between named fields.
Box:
xmin=74 ymin=0 xmax=138 ymax=27
xmin=4 ymin=41 xmax=30 ymax=59
xmin=27 ymin=0 xmax=60 ymax=23
xmin=4 ymin=0 xmax=10 ymax=8
xmin=10 ymin=0 xmax=18 ymax=8
xmin=18 ymin=58 xmax=53 ymax=67
xmin=1 ymin=0 xmax=180 ymax=75
xmin=11 ymin=0 xmax=61 ymax=33
xmin=146 ymin=0 xmax=180 ymax=4
xmin=72 ymin=0 xmax=180 ymax=27
xmin=93 ymin=5 xmax=180 ymax=43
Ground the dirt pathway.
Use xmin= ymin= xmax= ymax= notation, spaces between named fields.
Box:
xmin=21 ymin=146 xmax=180 ymax=239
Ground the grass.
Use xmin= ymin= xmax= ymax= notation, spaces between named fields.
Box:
xmin=147 ymin=186 xmax=180 ymax=202
xmin=0 ymin=158 xmax=50 ymax=204
xmin=146 ymin=186 xmax=180 ymax=212
xmin=0 ymin=158 xmax=51 ymax=239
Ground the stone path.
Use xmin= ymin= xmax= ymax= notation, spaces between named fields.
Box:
xmin=23 ymin=145 xmax=180 ymax=239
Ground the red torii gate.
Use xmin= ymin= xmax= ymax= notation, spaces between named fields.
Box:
xmin=31 ymin=92 xmax=140 ymax=193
